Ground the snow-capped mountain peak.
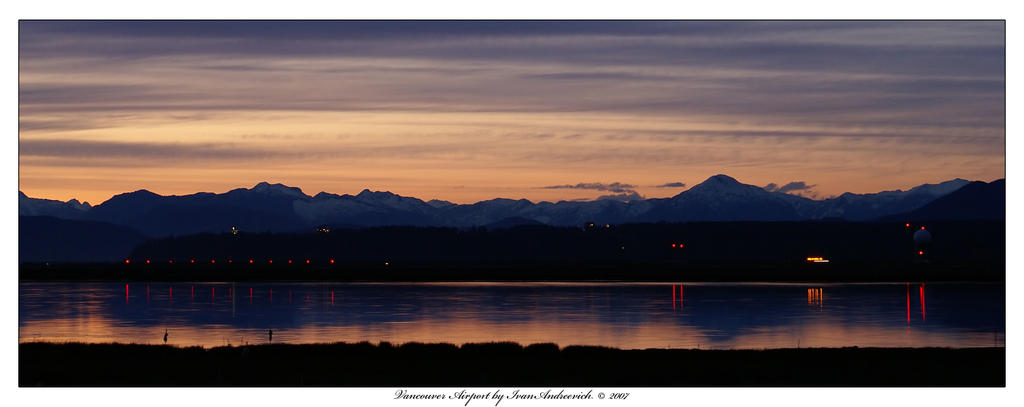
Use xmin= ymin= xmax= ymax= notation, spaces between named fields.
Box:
xmin=250 ymin=182 xmax=307 ymax=198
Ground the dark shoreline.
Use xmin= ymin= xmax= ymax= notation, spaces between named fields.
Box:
xmin=20 ymin=342 xmax=1005 ymax=387
xmin=18 ymin=261 xmax=1005 ymax=283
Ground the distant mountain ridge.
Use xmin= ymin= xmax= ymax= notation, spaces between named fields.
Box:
xmin=19 ymin=191 xmax=92 ymax=219
xmin=19 ymin=174 xmax=996 ymax=237
xmin=885 ymin=179 xmax=1005 ymax=221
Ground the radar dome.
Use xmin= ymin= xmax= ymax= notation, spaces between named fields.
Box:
xmin=913 ymin=228 xmax=933 ymax=246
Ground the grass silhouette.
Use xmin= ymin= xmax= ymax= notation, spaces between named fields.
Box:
xmin=20 ymin=341 xmax=1004 ymax=386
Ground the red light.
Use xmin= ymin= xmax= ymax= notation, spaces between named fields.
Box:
xmin=211 ymin=259 xmax=216 ymax=264
xmin=330 ymin=259 xmax=335 ymax=264
xmin=921 ymin=285 xmax=929 ymax=319
xmin=905 ymin=223 xmax=910 ymax=227
xmin=671 ymin=243 xmax=676 ymax=248
xmin=918 ymin=251 xmax=924 ymax=255
xmin=249 ymin=259 xmax=254 ymax=264
xmin=921 ymin=226 xmax=925 ymax=230
xmin=306 ymin=259 xmax=310 ymax=264
xmin=168 ymin=260 xmax=173 ymax=264
xmin=920 ymin=285 xmax=926 ymax=321
xmin=125 ymin=259 xmax=130 ymax=264
xmin=678 ymin=244 xmax=684 ymax=248
xmin=906 ymin=283 xmax=910 ymax=324
xmin=190 ymin=259 xmax=195 ymax=263
xmin=228 ymin=259 xmax=232 ymax=263
xmin=269 ymin=260 xmax=273 ymax=264
xmin=145 ymin=259 xmax=150 ymax=264
xmin=288 ymin=260 xmax=292 ymax=264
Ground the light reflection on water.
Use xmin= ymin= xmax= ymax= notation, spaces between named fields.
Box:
xmin=19 ymin=282 xmax=1004 ymax=349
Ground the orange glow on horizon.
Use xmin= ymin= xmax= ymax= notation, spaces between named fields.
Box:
xmin=16 ymin=23 xmax=1005 ymax=210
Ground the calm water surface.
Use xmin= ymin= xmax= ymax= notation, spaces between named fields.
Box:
xmin=19 ymin=282 xmax=1004 ymax=349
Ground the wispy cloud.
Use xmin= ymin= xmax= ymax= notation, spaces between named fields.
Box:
xmin=764 ymin=181 xmax=816 ymax=194
xmin=540 ymin=182 xmax=647 ymax=202
xmin=16 ymin=21 xmax=1005 ymax=204
xmin=654 ymin=182 xmax=687 ymax=188
xmin=19 ymin=139 xmax=270 ymax=160
xmin=540 ymin=182 xmax=637 ymax=193
xmin=597 ymin=191 xmax=645 ymax=202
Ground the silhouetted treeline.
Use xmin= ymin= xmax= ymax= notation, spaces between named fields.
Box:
xmin=20 ymin=216 xmax=148 ymax=263
xmin=20 ymin=342 xmax=1004 ymax=386
xmin=125 ymin=221 xmax=1002 ymax=265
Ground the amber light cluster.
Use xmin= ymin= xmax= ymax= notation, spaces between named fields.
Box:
xmin=807 ymin=288 xmax=823 ymax=307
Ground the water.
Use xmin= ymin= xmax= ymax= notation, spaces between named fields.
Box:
xmin=19 ymin=282 xmax=1004 ymax=349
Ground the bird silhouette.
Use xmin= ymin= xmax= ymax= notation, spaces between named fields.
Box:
xmin=163 ymin=329 xmax=168 ymax=344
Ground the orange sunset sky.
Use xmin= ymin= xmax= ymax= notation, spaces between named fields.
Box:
xmin=18 ymin=21 xmax=1005 ymax=205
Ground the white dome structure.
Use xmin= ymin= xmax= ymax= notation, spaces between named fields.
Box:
xmin=913 ymin=228 xmax=933 ymax=246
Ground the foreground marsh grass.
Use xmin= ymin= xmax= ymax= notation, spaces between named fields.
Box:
xmin=20 ymin=341 xmax=1003 ymax=386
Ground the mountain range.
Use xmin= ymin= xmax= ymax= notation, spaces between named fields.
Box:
xmin=19 ymin=174 xmax=1003 ymax=239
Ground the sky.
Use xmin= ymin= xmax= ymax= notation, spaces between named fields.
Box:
xmin=18 ymin=21 xmax=1005 ymax=205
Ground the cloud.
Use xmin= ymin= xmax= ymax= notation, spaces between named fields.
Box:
xmin=18 ymin=21 xmax=1005 ymax=137
xmin=520 ymin=71 xmax=678 ymax=82
xmin=764 ymin=181 xmax=816 ymax=194
xmin=542 ymin=182 xmax=646 ymax=202
xmin=654 ymin=182 xmax=687 ymax=188
xmin=16 ymin=21 xmax=1005 ymax=203
xmin=18 ymin=138 xmax=498 ymax=167
xmin=597 ymin=191 xmax=645 ymax=202
xmin=19 ymin=138 xmax=272 ymax=161
xmin=540 ymin=182 xmax=637 ymax=193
